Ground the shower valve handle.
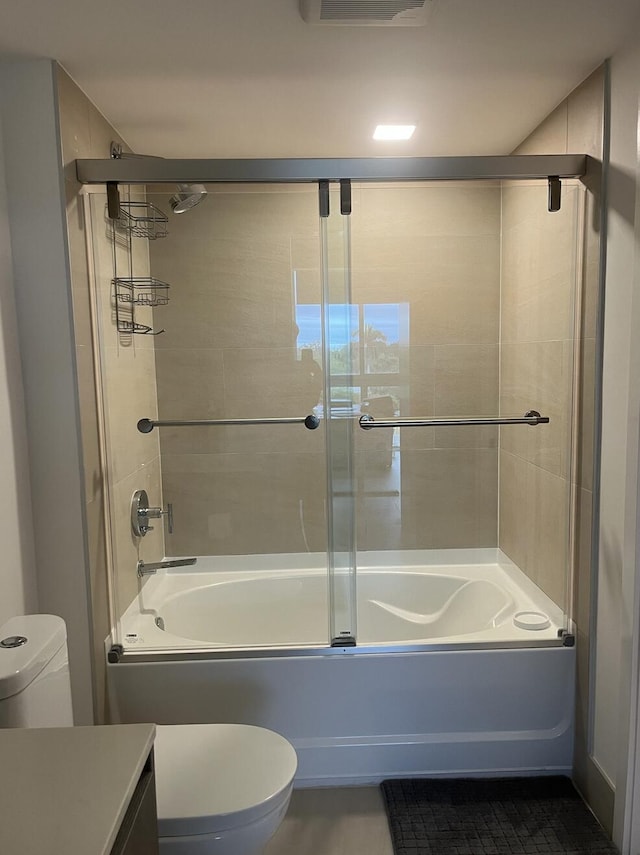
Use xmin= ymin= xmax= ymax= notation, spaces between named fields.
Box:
xmin=142 ymin=503 xmax=174 ymax=535
xmin=131 ymin=490 xmax=174 ymax=537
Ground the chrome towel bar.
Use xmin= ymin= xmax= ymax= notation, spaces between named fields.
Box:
xmin=137 ymin=414 xmax=321 ymax=433
xmin=359 ymin=410 xmax=549 ymax=430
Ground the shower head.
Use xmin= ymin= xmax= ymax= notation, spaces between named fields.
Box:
xmin=169 ymin=183 xmax=207 ymax=214
xmin=110 ymin=143 xmax=207 ymax=215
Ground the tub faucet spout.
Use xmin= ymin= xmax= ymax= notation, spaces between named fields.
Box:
xmin=137 ymin=557 xmax=197 ymax=577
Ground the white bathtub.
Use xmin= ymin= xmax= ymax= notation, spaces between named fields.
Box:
xmin=119 ymin=548 xmax=564 ymax=650
xmin=108 ymin=549 xmax=575 ymax=785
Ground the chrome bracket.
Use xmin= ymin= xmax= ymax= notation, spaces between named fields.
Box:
xmin=340 ymin=179 xmax=351 ymax=215
xmin=106 ymin=182 xmax=120 ymax=219
xmin=558 ymin=629 xmax=575 ymax=647
xmin=107 ymin=644 xmax=124 ymax=663
xmin=319 ymin=180 xmax=330 ymax=218
xmin=548 ymin=175 xmax=561 ymax=212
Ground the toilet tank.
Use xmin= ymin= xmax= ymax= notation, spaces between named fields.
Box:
xmin=0 ymin=615 xmax=74 ymax=728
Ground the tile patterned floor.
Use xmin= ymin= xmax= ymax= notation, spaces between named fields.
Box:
xmin=265 ymin=787 xmax=394 ymax=855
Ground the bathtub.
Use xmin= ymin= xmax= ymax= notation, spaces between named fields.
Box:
xmin=108 ymin=548 xmax=575 ymax=785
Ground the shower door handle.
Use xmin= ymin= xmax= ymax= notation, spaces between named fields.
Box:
xmin=359 ymin=410 xmax=549 ymax=429
xmin=137 ymin=414 xmax=321 ymax=433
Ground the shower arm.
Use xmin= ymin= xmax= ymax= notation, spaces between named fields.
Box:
xmin=110 ymin=142 xmax=163 ymax=161
xmin=137 ymin=415 xmax=321 ymax=433
xmin=359 ymin=410 xmax=549 ymax=429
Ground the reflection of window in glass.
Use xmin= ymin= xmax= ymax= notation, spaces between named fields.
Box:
xmin=295 ymin=304 xmax=361 ymax=376
xmin=360 ymin=304 xmax=405 ymax=374
xmin=295 ymin=304 xmax=323 ymax=364
xmin=294 ymin=300 xmax=409 ymax=414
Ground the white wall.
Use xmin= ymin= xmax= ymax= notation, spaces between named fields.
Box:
xmin=0 ymin=60 xmax=94 ymax=724
xmin=0 ymin=109 xmax=37 ymax=627
xmin=593 ymin=27 xmax=640 ymax=850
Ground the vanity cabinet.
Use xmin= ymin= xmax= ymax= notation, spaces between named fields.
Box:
xmin=110 ymin=752 xmax=159 ymax=855
xmin=0 ymin=724 xmax=157 ymax=855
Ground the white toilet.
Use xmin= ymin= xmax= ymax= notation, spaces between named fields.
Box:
xmin=155 ymin=723 xmax=296 ymax=854
xmin=0 ymin=615 xmax=297 ymax=855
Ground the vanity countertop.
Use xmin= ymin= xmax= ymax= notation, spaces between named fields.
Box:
xmin=0 ymin=723 xmax=155 ymax=855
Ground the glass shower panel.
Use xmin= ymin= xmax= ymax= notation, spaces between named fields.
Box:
xmin=352 ymin=180 xmax=581 ymax=643
xmin=498 ymin=180 xmax=581 ymax=625
xmin=322 ymin=188 xmax=358 ymax=645
xmin=90 ymin=186 xmax=331 ymax=650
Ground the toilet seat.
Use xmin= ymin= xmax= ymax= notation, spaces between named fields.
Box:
xmin=155 ymin=724 xmax=297 ymax=838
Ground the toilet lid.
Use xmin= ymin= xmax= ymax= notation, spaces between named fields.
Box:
xmin=154 ymin=724 xmax=297 ymax=837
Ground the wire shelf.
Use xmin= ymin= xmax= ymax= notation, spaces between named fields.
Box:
xmin=114 ymin=277 xmax=170 ymax=307
xmin=116 ymin=319 xmax=165 ymax=336
xmin=116 ymin=201 xmax=168 ymax=239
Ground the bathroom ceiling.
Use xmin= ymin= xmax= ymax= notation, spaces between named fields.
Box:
xmin=0 ymin=0 xmax=638 ymax=158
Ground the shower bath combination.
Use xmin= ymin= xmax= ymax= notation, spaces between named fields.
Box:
xmin=78 ymin=152 xmax=586 ymax=784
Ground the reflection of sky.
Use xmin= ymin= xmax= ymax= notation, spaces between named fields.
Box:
xmin=296 ymin=304 xmax=402 ymax=347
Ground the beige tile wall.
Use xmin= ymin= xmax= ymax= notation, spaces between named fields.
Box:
xmin=498 ymin=181 xmax=579 ymax=613
xmin=150 ymin=183 xmax=501 ymax=555
xmin=150 ymin=187 xmax=328 ymax=556
xmin=503 ymin=66 xmax=608 ymax=827
xmin=56 ymin=67 xmax=164 ymax=721
xmin=88 ymin=192 xmax=165 ymax=613
xmin=352 ymin=185 xmax=501 ymax=550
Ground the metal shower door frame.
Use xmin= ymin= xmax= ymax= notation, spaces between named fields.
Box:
xmin=77 ymin=154 xmax=587 ymax=188
xmin=80 ymin=154 xmax=588 ymax=656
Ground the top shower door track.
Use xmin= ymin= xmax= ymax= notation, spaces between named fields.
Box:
xmin=76 ymin=154 xmax=587 ymax=185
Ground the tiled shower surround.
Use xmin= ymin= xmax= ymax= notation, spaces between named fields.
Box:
xmin=72 ymin=78 xmax=601 ymax=652
xmin=149 ymin=183 xmax=504 ymax=557
xmin=145 ymin=178 xmax=578 ymax=620
xmin=499 ymin=183 xmax=579 ymax=609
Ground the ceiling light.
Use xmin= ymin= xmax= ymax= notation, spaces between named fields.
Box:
xmin=373 ymin=125 xmax=416 ymax=141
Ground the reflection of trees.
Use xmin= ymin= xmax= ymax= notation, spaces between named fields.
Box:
xmin=300 ymin=324 xmax=400 ymax=405
xmin=330 ymin=343 xmax=353 ymax=375
xmin=358 ymin=323 xmax=388 ymax=347
xmin=355 ymin=325 xmax=399 ymax=374
xmin=367 ymin=342 xmax=399 ymax=373
xmin=304 ymin=341 xmax=323 ymax=365
xmin=305 ymin=324 xmax=401 ymax=375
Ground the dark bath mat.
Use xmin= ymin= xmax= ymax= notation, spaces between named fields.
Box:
xmin=381 ymin=777 xmax=618 ymax=854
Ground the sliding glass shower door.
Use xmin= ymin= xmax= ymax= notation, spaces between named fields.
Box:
xmin=320 ymin=185 xmax=358 ymax=646
xmin=92 ymin=173 xmax=581 ymax=655
xmin=352 ymin=182 xmax=503 ymax=556
xmin=348 ymin=180 xmax=581 ymax=641
xmin=150 ymin=185 xmax=332 ymax=647
xmin=92 ymin=185 xmax=337 ymax=650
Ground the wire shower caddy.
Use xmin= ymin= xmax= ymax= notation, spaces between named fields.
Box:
xmin=115 ymin=200 xmax=169 ymax=240
xmin=109 ymin=197 xmax=172 ymax=335
xmin=114 ymin=278 xmax=170 ymax=307
xmin=113 ymin=277 xmax=170 ymax=335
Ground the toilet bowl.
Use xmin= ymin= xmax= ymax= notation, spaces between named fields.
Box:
xmin=0 ymin=615 xmax=297 ymax=854
xmin=154 ymin=723 xmax=297 ymax=855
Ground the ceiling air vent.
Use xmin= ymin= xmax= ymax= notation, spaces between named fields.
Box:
xmin=299 ymin=0 xmax=435 ymax=27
